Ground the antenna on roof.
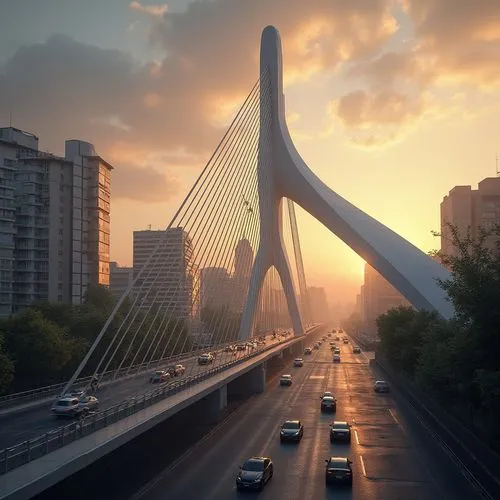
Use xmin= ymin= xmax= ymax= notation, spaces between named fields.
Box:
xmin=9 ymin=111 xmax=12 ymax=128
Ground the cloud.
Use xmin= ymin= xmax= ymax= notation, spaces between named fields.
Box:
xmin=335 ymin=89 xmax=424 ymax=128
xmin=112 ymin=163 xmax=180 ymax=203
xmin=328 ymin=0 xmax=500 ymax=146
xmin=130 ymin=1 xmax=168 ymax=18
xmin=0 ymin=0 xmax=400 ymax=200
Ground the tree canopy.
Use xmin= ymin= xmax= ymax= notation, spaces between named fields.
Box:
xmin=377 ymin=223 xmax=500 ymax=451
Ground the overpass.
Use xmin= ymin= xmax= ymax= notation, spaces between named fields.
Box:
xmin=0 ymin=325 xmax=324 ymax=500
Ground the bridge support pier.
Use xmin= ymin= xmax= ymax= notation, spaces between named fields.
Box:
xmin=202 ymin=385 xmax=228 ymax=423
xmin=227 ymin=363 xmax=266 ymax=398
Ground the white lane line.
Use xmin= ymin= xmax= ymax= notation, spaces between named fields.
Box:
xmin=389 ymin=408 xmax=400 ymax=424
xmin=359 ymin=455 xmax=367 ymax=477
xmin=354 ymin=429 xmax=360 ymax=445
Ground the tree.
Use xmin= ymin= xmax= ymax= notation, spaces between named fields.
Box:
xmin=2 ymin=309 xmax=75 ymax=389
xmin=0 ymin=332 xmax=14 ymax=394
xmin=377 ymin=306 xmax=440 ymax=376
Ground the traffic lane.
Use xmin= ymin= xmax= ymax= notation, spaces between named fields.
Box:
xmin=140 ymin=343 xmax=457 ymax=500
xmin=0 ymin=337 xmax=286 ymax=448
xmin=137 ymin=346 xmax=326 ymax=500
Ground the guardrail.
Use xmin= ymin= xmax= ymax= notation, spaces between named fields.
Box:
xmin=0 ymin=344 xmax=237 ymax=412
xmin=375 ymin=351 xmax=500 ymax=500
xmin=0 ymin=326 xmax=323 ymax=476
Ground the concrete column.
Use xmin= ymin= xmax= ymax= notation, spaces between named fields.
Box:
xmin=227 ymin=362 xmax=266 ymax=397
xmin=204 ymin=385 xmax=228 ymax=423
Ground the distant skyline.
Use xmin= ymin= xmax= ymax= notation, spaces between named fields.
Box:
xmin=1 ymin=0 xmax=499 ymax=306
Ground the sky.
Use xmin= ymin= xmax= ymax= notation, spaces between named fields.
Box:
xmin=1 ymin=0 xmax=500 ymax=307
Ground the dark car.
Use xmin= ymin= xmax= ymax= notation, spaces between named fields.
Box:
xmin=280 ymin=420 xmax=304 ymax=442
xmin=374 ymin=380 xmax=390 ymax=393
xmin=321 ymin=395 xmax=337 ymax=413
xmin=330 ymin=421 xmax=351 ymax=443
xmin=325 ymin=457 xmax=353 ymax=485
xmin=353 ymin=346 xmax=361 ymax=354
xmin=280 ymin=374 xmax=292 ymax=386
xmin=236 ymin=457 xmax=273 ymax=491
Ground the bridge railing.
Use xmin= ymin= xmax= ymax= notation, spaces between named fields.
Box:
xmin=0 ymin=344 xmax=236 ymax=412
xmin=0 ymin=326 xmax=322 ymax=476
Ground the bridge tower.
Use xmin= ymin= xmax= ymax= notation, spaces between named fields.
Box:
xmin=238 ymin=26 xmax=453 ymax=341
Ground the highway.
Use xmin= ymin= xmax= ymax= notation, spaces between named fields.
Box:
xmin=133 ymin=334 xmax=479 ymax=500
xmin=0 ymin=332 xmax=295 ymax=450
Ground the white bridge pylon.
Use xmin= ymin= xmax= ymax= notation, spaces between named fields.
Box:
xmin=238 ymin=26 xmax=453 ymax=341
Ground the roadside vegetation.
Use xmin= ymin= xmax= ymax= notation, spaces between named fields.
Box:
xmin=378 ymin=224 xmax=500 ymax=452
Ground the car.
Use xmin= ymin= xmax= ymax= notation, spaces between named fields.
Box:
xmin=224 ymin=345 xmax=234 ymax=352
xmin=325 ymin=457 xmax=353 ymax=485
xmin=79 ymin=395 xmax=99 ymax=412
xmin=334 ymin=348 xmax=340 ymax=355
xmin=330 ymin=421 xmax=351 ymax=443
xmin=321 ymin=395 xmax=337 ymax=412
xmin=236 ymin=457 xmax=273 ymax=491
xmin=320 ymin=391 xmax=334 ymax=400
xmin=280 ymin=420 xmax=304 ymax=442
xmin=293 ymin=358 xmax=304 ymax=367
xmin=335 ymin=336 xmax=340 ymax=341
xmin=175 ymin=364 xmax=186 ymax=375
xmin=51 ymin=397 xmax=82 ymax=417
xmin=150 ymin=370 xmax=170 ymax=383
xmin=343 ymin=339 xmax=349 ymax=344
xmin=280 ymin=374 xmax=293 ymax=386
xmin=333 ymin=354 xmax=341 ymax=363
xmin=313 ymin=343 xmax=320 ymax=349
xmin=198 ymin=353 xmax=214 ymax=365
xmin=374 ymin=380 xmax=390 ymax=393
xmin=353 ymin=346 xmax=361 ymax=354
xmin=304 ymin=347 xmax=312 ymax=355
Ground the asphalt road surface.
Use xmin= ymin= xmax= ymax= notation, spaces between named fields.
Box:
xmin=132 ymin=335 xmax=480 ymax=500
xmin=0 ymin=332 xmax=293 ymax=449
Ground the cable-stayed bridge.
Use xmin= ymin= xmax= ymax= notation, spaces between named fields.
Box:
xmin=0 ymin=25 xmax=454 ymax=500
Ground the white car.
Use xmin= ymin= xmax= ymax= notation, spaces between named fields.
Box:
xmin=175 ymin=364 xmax=186 ymax=375
xmin=79 ymin=395 xmax=99 ymax=411
xmin=293 ymin=358 xmax=303 ymax=367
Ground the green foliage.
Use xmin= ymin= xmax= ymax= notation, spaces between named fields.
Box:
xmin=379 ymin=223 xmax=500 ymax=450
xmin=1 ymin=309 xmax=76 ymax=390
xmin=0 ymin=332 xmax=14 ymax=393
xmin=201 ymin=305 xmax=241 ymax=344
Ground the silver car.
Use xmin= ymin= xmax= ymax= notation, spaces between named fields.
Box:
xmin=51 ymin=397 xmax=82 ymax=417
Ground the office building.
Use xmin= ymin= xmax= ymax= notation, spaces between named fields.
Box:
xmin=200 ymin=267 xmax=231 ymax=310
xmin=133 ymin=228 xmax=196 ymax=320
xmin=361 ymin=264 xmax=410 ymax=335
xmin=0 ymin=127 xmax=113 ymax=314
xmin=110 ymin=262 xmax=133 ymax=300
xmin=440 ymin=177 xmax=500 ymax=257
xmin=308 ymin=286 xmax=330 ymax=323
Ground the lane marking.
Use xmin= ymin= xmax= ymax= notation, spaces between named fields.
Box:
xmin=389 ymin=408 xmax=400 ymax=424
xmin=360 ymin=455 xmax=367 ymax=477
xmin=354 ymin=429 xmax=360 ymax=445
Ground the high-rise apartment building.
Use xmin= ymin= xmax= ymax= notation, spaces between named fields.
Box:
xmin=110 ymin=261 xmax=133 ymax=300
xmin=0 ymin=127 xmax=39 ymax=315
xmin=133 ymin=228 xmax=196 ymax=320
xmin=0 ymin=127 xmax=113 ymax=314
xmin=440 ymin=177 xmax=500 ymax=257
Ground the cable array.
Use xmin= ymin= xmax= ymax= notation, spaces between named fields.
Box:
xmin=62 ymin=69 xmax=313 ymax=393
